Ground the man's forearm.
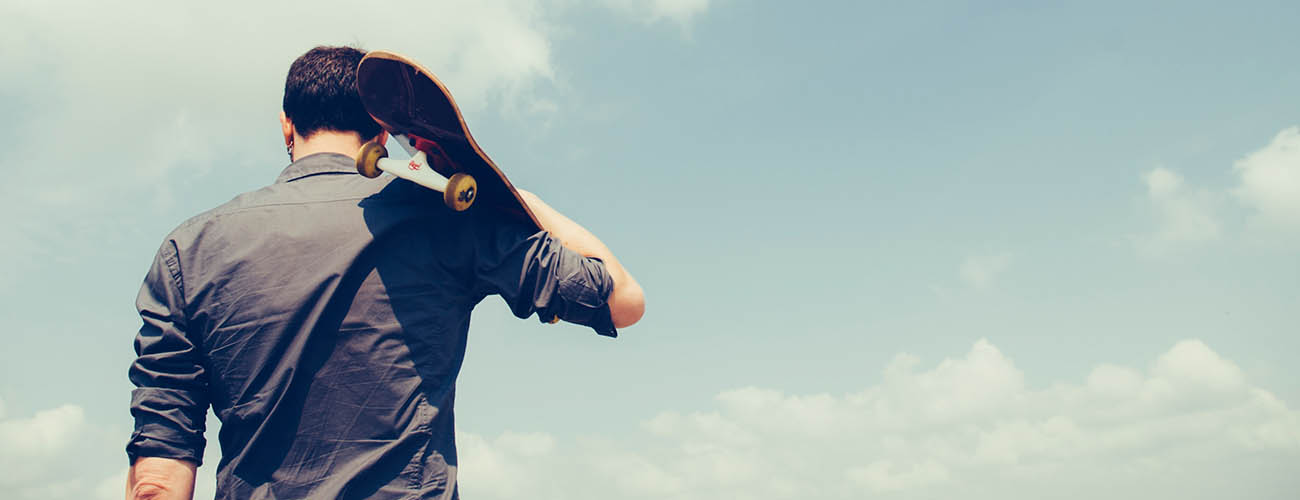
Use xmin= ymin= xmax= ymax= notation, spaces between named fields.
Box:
xmin=517 ymin=190 xmax=645 ymax=327
xmin=126 ymin=457 xmax=197 ymax=500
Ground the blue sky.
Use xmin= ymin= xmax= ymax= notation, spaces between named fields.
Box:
xmin=1 ymin=1 xmax=1298 ymax=498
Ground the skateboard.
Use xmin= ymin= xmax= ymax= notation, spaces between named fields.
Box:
xmin=354 ymin=50 xmax=541 ymax=231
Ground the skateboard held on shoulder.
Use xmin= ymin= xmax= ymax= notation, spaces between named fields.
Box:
xmin=354 ymin=50 xmax=541 ymax=231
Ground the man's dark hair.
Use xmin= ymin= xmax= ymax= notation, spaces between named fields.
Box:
xmin=282 ymin=46 xmax=382 ymax=140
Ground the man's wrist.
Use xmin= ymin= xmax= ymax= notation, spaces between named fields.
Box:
xmin=128 ymin=457 xmax=197 ymax=500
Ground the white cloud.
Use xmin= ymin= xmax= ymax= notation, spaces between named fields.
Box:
xmin=458 ymin=431 xmax=562 ymax=498
xmin=0 ymin=403 xmax=88 ymax=487
xmin=1129 ymin=126 xmax=1300 ymax=254
xmin=1234 ymin=126 xmax=1300 ymax=229
xmin=0 ymin=0 xmax=558 ymax=178
xmin=0 ymin=0 xmax=720 ymax=286
xmin=0 ymin=0 xmax=562 ymax=284
xmin=959 ymin=253 xmax=1012 ymax=289
xmin=458 ymin=339 xmax=1300 ymax=499
xmin=1136 ymin=167 xmax=1221 ymax=254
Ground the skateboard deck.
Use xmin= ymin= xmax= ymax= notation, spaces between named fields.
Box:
xmin=355 ymin=50 xmax=541 ymax=231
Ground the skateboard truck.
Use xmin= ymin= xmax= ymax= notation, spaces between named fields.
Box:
xmin=356 ymin=141 xmax=477 ymax=211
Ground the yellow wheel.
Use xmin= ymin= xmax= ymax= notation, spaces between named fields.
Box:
xmin=356 ymin=142 xmax=387 ymax=178
xmin=444 ymin=173 xmax=477 ymax=211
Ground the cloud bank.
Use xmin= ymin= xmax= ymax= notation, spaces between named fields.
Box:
xmin=0 ymin=0 xmax=560 ymax=185
xmin=0 ymin=0 xmax=718 ymax=287
xmin=458 ymin=339 xmax=1300 ymax=499
xmin=0 ymin=0 xmax=565 ymax=287
xmin=2 ymin=339 xmax=1295 ymax=499
xmin=0 ymin=398 xmax=90 ymax=498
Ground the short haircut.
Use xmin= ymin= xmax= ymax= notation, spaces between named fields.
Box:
xmin=282 ymin=46 xmax=382 ymax=140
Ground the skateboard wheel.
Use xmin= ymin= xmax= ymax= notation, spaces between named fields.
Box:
xmin=443 ymin=173 xmax=477 ymax=212
xmin=356 ymin=142 xmax=387 ymax=178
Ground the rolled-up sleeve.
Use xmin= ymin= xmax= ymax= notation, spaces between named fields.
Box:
xmin=126 ymin=239 xmax=209 ymax=465
xmin=475 ymin=220 xmax=618 ymax=337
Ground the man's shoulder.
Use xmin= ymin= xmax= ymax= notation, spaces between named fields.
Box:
xmin=162 ymin=182 xmax=283 ymax=242
xmin=159 ymin=169 xmax=461 ymax=247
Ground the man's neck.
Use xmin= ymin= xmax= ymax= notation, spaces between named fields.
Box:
xmin=292 ymin=131 xmax=366 ymax=162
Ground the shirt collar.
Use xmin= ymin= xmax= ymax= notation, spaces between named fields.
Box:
xmin=275 ymin=153 xmax=358 ymax=183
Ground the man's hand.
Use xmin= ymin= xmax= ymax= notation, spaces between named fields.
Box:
xmin=126 ymin=457 xmax=197 ymax=500
xmin=517 ymin=189 xmax=645 ymax=328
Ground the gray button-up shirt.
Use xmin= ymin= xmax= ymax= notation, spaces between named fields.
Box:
xmin=127 ymin=153 xmax=616 ymax=499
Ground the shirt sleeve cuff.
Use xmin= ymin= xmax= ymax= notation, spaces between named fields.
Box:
xmin=126 ymin=432 xmax=205 ymax=466
xmin=127 ymin=388 xmax=207 ymax=465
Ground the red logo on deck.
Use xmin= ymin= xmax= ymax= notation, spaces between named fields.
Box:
xmin=408 ymin=160 xmax=420 ymax=171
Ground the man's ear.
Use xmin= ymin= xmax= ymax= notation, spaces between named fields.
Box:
xmin=279 ymin=111 xmax=294 ymax=146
